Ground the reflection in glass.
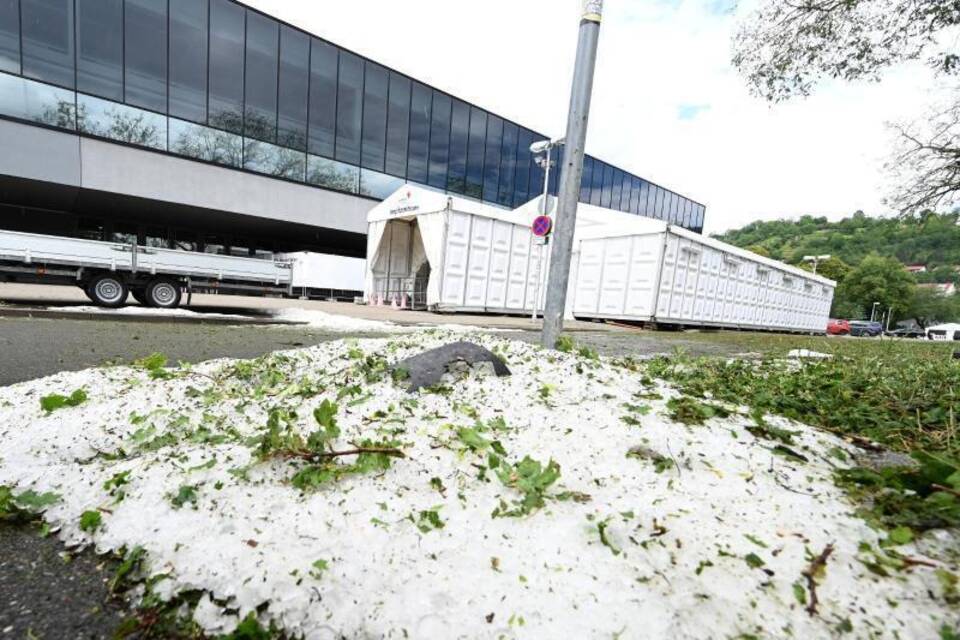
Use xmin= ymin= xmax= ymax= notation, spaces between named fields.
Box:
xmin=306 ymin=155 xmax=359 ymax=193
xmin=208 ymin=0 xmax=245 ymax=134
xmin=78 ymin=94 xmax=166 ymax=150
xmin=169 ymin=117 xmax=242 ymax=167
xmin=169 ymin=0 xmax=209 ymax=123
xmin=20 ymin=0 xmax=75 ymax=89
xmin=0 ymin=0 xmax=19 ymax=75
xmin=76 ymin=0 xmax=123 ymax=101
xmin=0 ymin=72 xmax=76 ymax=128
xmin=360 ymin=169 xmax=404 ymax=200
xmin=244 ymin=138 xmax=306 ymax=181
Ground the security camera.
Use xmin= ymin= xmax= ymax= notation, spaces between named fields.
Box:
xmin=530 ymin=140 xmax=552 ymax=154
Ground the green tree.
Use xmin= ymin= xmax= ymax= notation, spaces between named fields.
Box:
xmin=835 ymin=254 xmax=916 ymax=319
xmin=733 ymin=1 xmax=960 ymax=213
xmin=901 ymin=286 xmax=960 ymax=328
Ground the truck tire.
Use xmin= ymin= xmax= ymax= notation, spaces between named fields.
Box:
xmin=88 ymin=274 xmax=129 ymax=308
xmin=145 ymin=278 xmax=182 ymax=309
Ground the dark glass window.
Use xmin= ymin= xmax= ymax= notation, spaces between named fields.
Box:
xmin=580 ymin=156 xmax=593 ymax=203
xmin=611 ymin=169 xmax=624 ymax=210
xmin=335 ymin=51 xmax=363 ymax=164
xmin=0 ymin=0 xmax=19 ymax=74
xmin=125 ymin=0 xmax=167 ymax=112
xmin=76 ymin=0 xmax=122 ymax=100
xmin=384 ymin=72 xmax=410 ymax=177
xmin=667 ymin=192 xmax=678 ymax=222
xmin=628 ymin=177 xmax=639 ymax=213
xmin=277 ymin=25 xmax=308 ymax=150
xmin=209 ymin=0 xmax=244 ymax=133
xmin=447 ymin=99 xmax=469 ymax=194
xmin=514 ymin=128 xmax=534 ymax=206
xmin=600 ymin=163 xmax=613 ymax=208
xmin=497 ymin=122 xmax=517 ymax=206
xmin=244 ymin=11 xmax=278 ymax=143
xmin=590 ymin=159 xmax=603 ymax=206
xmin=482 ymin=115 xmax=503 ymax=202
xmin=169 ymin=0 xmax=208 ymax=123
xmin=307 ymin=39 xmax=337 ymax=158
xmin=427 ymin=92 xmax=451 ymax=189
xmin=465 ymin=107 xmax=486 ymax=198
xmin=654 ymin=187 xmax=665 ymax=219
xmin=21 ymin=0 xmax=74 ymax=88
xmin=406 ymin=81 xmax=432 ymax=184
xmin=361 ymin=62 xmax=388 ymax=171
xmin=622 ymin=173 xmax=634 ymax=212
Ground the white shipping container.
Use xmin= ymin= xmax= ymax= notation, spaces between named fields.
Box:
xmin=365 ymin=186 xmax=835 ymax=333
xmin=278 ymin=252 xmax=366 ymax=294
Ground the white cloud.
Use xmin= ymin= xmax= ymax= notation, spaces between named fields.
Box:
xmin=242 ymin=0 xmax=944 ymax=234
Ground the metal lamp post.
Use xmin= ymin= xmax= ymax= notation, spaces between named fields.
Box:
xmin=529 ymin=139 xmax=560 ymax=321
xmin=541 ymin=0 xmax=604 ymax=349
xmin=871 ymin=301 xmax=881 ymax=322
xmin=802 ymin=254 xmax=831 ymax=275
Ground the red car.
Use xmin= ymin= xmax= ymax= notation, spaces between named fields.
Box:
xmin=827 ymin=319 xmax=850 ymax=335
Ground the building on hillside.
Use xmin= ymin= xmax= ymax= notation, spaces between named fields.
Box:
xmin=918 ymin=282 xmax=957 ymax=296
xmin=905 ymin=264 xmax=928 ymax=274
xmin=0 ymin=0 xmax=705 ymax=261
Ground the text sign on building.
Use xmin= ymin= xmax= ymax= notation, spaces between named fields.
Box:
xmin=532 ymin=216 xmax=553 ymax=237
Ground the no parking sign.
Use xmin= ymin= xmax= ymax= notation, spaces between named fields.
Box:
xmin=532 ymin=215 xmax=553 ymax=237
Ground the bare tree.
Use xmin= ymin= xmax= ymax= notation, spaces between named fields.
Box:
xmin=733 ymin=0 xmax=960 ymax=213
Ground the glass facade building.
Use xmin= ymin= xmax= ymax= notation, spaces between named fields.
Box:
xmin=0 ymin=0 xmax=706 ymax=233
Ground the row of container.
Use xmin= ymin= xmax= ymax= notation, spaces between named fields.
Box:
xmin=365 ymin=186 xmax=836 ymax=333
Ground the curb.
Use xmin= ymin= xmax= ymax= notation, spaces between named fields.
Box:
xmin=0 ymin=306 xmax=306 ymax=327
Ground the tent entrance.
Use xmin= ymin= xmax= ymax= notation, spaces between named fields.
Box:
xmin=370 ymin=219 xmax=430 ymax=310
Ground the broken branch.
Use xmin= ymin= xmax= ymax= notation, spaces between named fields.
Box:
xmin=802 ymin=543 xmax=834 ymax=616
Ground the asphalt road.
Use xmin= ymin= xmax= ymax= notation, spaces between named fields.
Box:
xmin=0 ymin=316 xmax=391 ymax=387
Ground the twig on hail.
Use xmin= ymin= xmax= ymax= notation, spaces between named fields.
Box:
xmin=802 ymin=543 xmax=834 ymax=616
xmin=284 ymin=445 xmax=406 ymax=462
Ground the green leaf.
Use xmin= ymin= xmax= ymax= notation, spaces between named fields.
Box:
xmin=79 ymin=510 xmax=102 ymax=533
xmin=792 ymin=581 xmax=807 ymax=605
xmin=40 ymin=388 xmax=88 ymax=413
xmin=744 ymin=552 xmax=765 ymax=569
xmin=12 ymin=489 xmax=61 ymax=512
xmin=887 ymin=525 xmax=914 ymax=545
xmin=169 ymin=485 xmax=199 ymax=510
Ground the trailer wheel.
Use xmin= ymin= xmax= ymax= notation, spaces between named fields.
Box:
xmin=88 ymin=274 xmax=128 ymax=308
xmin=145 ymin=278 xmax=182 ymax=309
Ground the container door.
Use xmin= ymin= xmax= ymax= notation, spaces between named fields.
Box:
xmin=506 ymin=227 xmax=531 ymax=310
xmin=464 ymin=217 xmax=494 ymax=308
xmin=486 ymin=221 xmax=513 ymax=310
xmin=574 ymin=238 xmax=605 ymax=314
xmin=441 ymin=212 xmax=472 ymax=306
xmin=623 ymin=234 xmax=661 ymax=319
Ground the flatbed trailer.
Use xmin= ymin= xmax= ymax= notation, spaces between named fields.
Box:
xmin=0 ymin=229 xmax=292 ymax=309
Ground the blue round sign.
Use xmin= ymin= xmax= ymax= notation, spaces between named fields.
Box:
xmin=532 ymin=215 xmax=553 ymax=237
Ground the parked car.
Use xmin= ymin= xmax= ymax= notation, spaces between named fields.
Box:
xmin=926 ymin=323 xmax=960 ymax=341
xmin=827 ymin=319 xmax=850 ymax=335
xmin=885 ymin=328 xmax=925 ymax=339
xmin=849 ymin=321 xmax=883 ymax=337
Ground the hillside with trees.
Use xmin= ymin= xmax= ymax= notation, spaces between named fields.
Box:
xmin=713 ymin=212 xmax=960 ymax=325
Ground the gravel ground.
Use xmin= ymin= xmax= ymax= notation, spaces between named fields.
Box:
xmin=0 ymin=313 xmax=837 ymax=637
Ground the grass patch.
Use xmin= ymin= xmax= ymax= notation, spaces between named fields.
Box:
xmin=646 ymin=339 xmax=960 ymax=535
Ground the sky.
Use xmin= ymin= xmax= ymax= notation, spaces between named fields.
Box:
xmin=243 ymin=0 xmax=944 ymax=234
